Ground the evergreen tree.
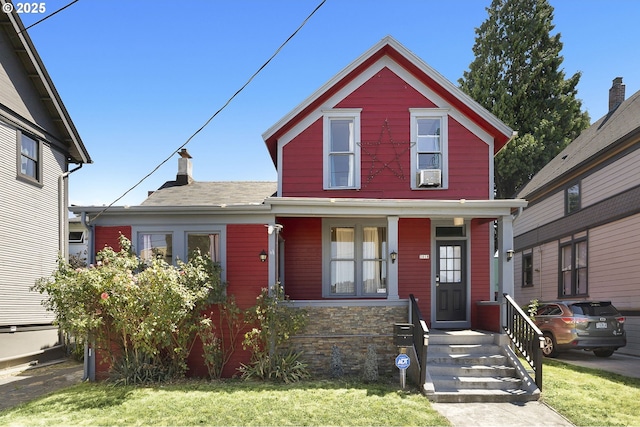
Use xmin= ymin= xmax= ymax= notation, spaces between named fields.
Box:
xmin=459 ymin=0 xmax=590 ymax=198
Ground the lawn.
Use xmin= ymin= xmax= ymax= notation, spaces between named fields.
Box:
xmin=541 ymin=358 xmax=640 ymax=427
xmin=1 ymin=360 xmax=639 ymax=426
xmin=0 ymin=379 xmax=450 ymax=426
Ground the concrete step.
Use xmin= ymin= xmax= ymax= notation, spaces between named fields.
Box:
xmin=427 ymin=364 xmax=517 ymax=377
xmin=428 ymin=353 xmax=508 ymax=365
xmin=426 ymin=388 xmax=540 ymax=403
xmin=431 ymin=374 xmax=523 ymax=390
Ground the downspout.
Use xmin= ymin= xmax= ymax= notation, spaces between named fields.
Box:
xmin=58 ymin=163 xmax=83 ymax=256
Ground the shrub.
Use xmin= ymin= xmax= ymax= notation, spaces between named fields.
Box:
xmin=34 ymin=235 xmax=223 ymax=384
xmin=239 ymin=284 xmax=309 ymax=383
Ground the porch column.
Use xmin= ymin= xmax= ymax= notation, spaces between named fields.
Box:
xmin=387 ymin=216 xmax=399 ymax=300
xmin=497 ymin=214 xmax=515 ymax=326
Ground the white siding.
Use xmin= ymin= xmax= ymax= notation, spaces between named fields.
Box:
xmin=588 ymin=214 xmax=640 ymax=312
xmin=621 ymin=317 xmax=640 ymax=357
xmin=0 ymin=120 xmax=65 ymax=326
xmin=514 ymin=191 xmax=564 ymax=236
xmin=582 ymin=148 xmax=640 ymax=208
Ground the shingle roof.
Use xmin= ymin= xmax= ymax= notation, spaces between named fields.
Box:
xmin=141 ymin=181 xmax=277 ymax=207
xmin=516 ymin=89 xmax=640 ymax=199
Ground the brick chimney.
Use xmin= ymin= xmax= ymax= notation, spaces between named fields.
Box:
xmin=609 ymin=77 xmax=625 ymax=111
xmin=176 ymin=148 xmax=193 ymax=186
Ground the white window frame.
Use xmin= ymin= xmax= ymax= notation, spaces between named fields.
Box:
xmin=323 ymin=109 xmax=362 ymax=190
xmin=410 ymin=108 xmax=449 ymax=189
xmin=322 ymin=219 xmax=388 ymax=298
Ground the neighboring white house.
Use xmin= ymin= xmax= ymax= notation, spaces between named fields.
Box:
xmin=513 ymin=78 xmax=640 ymax=356
xmin=0 ymin=4 xmax=91 ymax=369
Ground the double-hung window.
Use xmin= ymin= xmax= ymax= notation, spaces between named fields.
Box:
xmin=17 ymin=132 xmax=42 ymax=184
xmin=566 ymin=183 xmax=581 ymax=214
xmin=560 ymin=239 xmax=587 ymax=297
xmin=410 ymin=109 xmax=448 ymax=189
xmin=323 ymin=109 xmax=361 ymax=189
xmin=325 ymin=221 xmax=387 ymax=297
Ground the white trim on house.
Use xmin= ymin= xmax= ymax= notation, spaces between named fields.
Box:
xmin=262 ymin=36 xmax=512 ymax=145
xmin=322 ymin=109 xmax=362 ymax=190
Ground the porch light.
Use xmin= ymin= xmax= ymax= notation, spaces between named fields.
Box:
xmin=453 ymin=217 xmax=464 ymax=226
xmin=390 ymin=251 xmax=398 ymax=263
xmin=259 ymin=249 xmax=268 ymax=262
xmin=506 ymin=249 xmax=515 ymax=261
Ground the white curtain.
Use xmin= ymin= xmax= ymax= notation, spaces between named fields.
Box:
xmin=332 ymin=228 xmax=354 ymax=294
xmin=209 ymin=233 xmax=220 ymax=262
xmin=362 ymin=227 xmax=385 ymax=294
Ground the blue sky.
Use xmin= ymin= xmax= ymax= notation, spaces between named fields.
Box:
xmin=18 ymin=0 xmax=640 ymax=207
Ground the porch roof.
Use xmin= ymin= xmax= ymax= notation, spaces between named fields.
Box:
xmin=265 ymin=197 xmax=527 ymax=219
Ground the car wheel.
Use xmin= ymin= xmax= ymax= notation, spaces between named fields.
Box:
xmin=593 ymin=349 xmax=614 ymax=358
xmin=542 ymin=333 xmax=559 ymax=358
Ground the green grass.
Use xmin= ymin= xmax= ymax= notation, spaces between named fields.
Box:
xmin=541 ymin=358 xmax=640 ymax=426
xmin=0 ymin=379 xmax=450 ymax=426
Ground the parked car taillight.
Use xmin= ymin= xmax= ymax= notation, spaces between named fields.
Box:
xmin=616 ymin=316 xmax=625 ymax=324
xmin=561 ymin=317 xmax=588 ymax=325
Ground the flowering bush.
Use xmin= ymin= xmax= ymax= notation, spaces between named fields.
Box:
xmin=33 ymin=235 xmax=223 ymax=384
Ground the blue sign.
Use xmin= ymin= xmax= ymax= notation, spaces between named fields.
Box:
xmin=395 ymin=354 xmax=410 ymax=369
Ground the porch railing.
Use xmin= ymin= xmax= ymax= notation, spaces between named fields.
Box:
xmin=502 ymin=293 xmax=544 ymax=390
xmin=409 ymin=294 xmax=429 ymax=388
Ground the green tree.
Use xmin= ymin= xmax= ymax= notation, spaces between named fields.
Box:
xmin=459 ymin=0 xmax=590 ymax=198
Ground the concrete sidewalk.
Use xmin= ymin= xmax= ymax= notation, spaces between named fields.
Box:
xmin=0 ymin=359 xmax=84 ymax=412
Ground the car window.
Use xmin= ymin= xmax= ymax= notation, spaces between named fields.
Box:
xmin=570 ymin=302 xmax=619 ymax=316
xmin=536 ymin=305 xmax=562 ymax=316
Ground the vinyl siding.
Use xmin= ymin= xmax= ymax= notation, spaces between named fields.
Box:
xmin=279 ymin=217 xmax=322 ymax=300
xmin=514 ymin=241 xmax=559 ymax=306
xmin=398 ymin=218 xmax=431 ymax=317
xmin=0 ymin=120 xmax=65 ymax=326
xmin=588 ymin=214 xmax=640 ymax=311
xmin=582 ymin=148 xmax=640 ymax=208
xmin=514 ymin=191 xmax=564 ymax=236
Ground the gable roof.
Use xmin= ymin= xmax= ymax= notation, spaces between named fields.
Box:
xmin=262 ymin=35 xmax=514 ymax=166
xmin=141 ymin=181 xmax=277 ymax=207
xmin=0 ymin=2 xmax=90 ymax=164
xmin=516 ymin=88 xmax=640 ymax=200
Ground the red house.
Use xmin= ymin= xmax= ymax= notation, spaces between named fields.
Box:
xmin=73 ymin=36 xmax=527 ymax=378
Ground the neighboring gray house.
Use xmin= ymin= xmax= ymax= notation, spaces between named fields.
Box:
xmin=513 ymin=78 xmax=640 ymax=356
xmin=0 ymin=4 xmax=91 ymax=368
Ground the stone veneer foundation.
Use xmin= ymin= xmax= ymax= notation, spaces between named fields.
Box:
xmin=283 ymin=302 xmax=409 ymax=377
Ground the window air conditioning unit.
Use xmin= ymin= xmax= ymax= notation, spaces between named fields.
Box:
xmin=417 ymin=169 xmax=441 ymax=187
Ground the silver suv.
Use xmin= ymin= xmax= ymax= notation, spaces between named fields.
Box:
xmin=531 ymin=301 xmax=626 ymax=358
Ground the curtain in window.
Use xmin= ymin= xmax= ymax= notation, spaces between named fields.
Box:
xmin=331 ymin=227 xmax=354 ymax=294
xmin=209 ymin=233 xmax=220 ymax=263
xmin=362 ymin=227 xmax=386 ymax=294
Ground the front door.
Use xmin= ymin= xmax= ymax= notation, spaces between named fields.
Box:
xmin=435 ymin=241 xmax=466 ymax=322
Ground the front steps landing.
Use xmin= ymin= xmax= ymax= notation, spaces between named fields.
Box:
xmin=424 ymin=330 xmax=540 ymax=403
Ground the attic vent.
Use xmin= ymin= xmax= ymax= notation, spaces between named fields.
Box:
xmin=417 ymin=169 xmax=441 ymax=187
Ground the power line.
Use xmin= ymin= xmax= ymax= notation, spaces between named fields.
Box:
xmin=18 ymin=0 xmax=81 ymax=33
xmin=90 ymin=0 xmax=327 ymax=222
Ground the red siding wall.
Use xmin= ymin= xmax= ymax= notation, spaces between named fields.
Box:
xmin=281 ymin=67 xmax=490 ymax=200
xmin=398 ymin=218 xmax=431 ymax=322
xmin=278 ymin=217 xmax=323 ymax=300
xmin=94 ymin=226 xmax=131 ymax=255
xmin=188 ymin=223 xmax=269 ymax=378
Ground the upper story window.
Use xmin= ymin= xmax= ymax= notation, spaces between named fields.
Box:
xmin=566 ymin=183 xmax=581 ymax=214
xmin=323 ymin=109 xmax=361 ymax=190
xmin=17 ymin=132 xmax=42 ymax=184
xmin=410 ymin=109 xmax=448 ymax=189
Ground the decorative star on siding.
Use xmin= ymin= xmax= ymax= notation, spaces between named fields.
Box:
xmin=358 ymin=119 xmax=414 ymax=187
